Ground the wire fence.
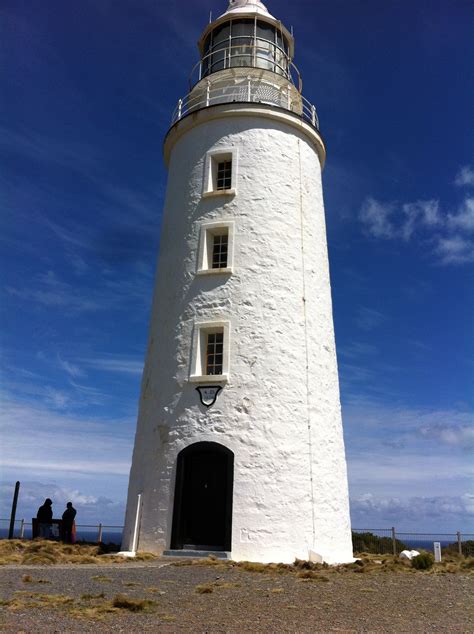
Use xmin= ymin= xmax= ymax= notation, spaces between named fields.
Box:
xmin=1 ymin=519 xmax=473 ymax=556
xmin=352 ymin=527 xmax=474 ymax=557
xmin=0 ymin=519 xmax=123 ymax=545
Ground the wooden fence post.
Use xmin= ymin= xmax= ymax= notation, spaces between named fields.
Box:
xmin=97 ymin=523 xmax=103 ymax=543
xmin=391 ymin=526 xmax=397 ymax=556
xmin=457 ymin=531 xmax=462 ymax=556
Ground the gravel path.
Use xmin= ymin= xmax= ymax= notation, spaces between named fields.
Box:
xmin=0 ymin=561 xmax=472 ymax=632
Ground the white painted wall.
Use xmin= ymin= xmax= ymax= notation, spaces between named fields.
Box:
xmin=122 ymin=109 xmax=353 ymax=564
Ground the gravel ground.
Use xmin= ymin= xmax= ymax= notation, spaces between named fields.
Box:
xmin=0 ymin=560 xmax=472 ymax=633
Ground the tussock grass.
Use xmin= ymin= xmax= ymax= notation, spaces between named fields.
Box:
xmin=0 ymin=539 xmax=158 ymax=566
xmin=12 ymin=591 xmax=74 ymax=609
xmin=112 ymin=594 xmax=155 ymax=612
xmin=195 ymin=583 xmax=214 ymax=594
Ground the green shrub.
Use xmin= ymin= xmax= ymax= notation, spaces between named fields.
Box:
xmin=412 ymin=552 xmax=434 ymax=570
xmin=352 ymin=532 xmax=407 ymax=555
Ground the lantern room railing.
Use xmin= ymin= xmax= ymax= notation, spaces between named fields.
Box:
xmin=171 ymin=75 xmax=319 ymax=131
xmin=189 ymin=42 xmax=301 ymax=91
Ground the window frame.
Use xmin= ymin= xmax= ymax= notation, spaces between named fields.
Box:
xmin=203 ymin=147 xmax=238 ymax=197
xmin=189 ymin=320 xmax=230 ymax=383
xmin=196 ymin=220 xmax=235 ymax=276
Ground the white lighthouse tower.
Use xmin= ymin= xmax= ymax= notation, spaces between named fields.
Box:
xmin=122 ymin=0 xmax=353 ymax=564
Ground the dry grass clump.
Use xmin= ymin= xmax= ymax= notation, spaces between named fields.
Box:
xmin=195 ymin=583 xmax=214 ymax=594
xmin=0 ymin=539 xmax=158 ymax=566
xmin=112 ymin=594 xmax=155 ymax=612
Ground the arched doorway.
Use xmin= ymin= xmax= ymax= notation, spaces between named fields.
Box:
xmin=171 ymin=442 xmax=234 ymax=551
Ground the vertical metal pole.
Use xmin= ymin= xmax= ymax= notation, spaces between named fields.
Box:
xmin=178 ymin=99 xmax=182 ymax=120
xmin=199 ymin=62 xmax=202 ymax=81
xmin=311 ymin=105 xmax=316 ymax=127
xmin=206 ymin=81 xmax=210 ymax=107
xmin=131 ymin=493 xmax=142 ymax=553
xmin=97 ymin=523 xmax=103 ymax=543
xmin=247 ymin=78 xmax=251 ymax=102
xmin=457 ymin=531 xmax=462 ymax=556
xmin=8 ymin=481 xmax=20 ymax=539
xmin=391 ymin=526 xmax=397 ymax=556
xmin=20 ymin=519 xmax=25 ymax=539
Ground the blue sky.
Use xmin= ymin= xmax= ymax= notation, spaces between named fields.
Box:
xmin=1 ymin=0 xmax=473 ymax=534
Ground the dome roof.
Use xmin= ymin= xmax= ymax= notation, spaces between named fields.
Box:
xmin=222 ymin=0 xmax=275 ymax=19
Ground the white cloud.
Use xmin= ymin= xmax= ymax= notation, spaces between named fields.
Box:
xmin=0 ymin=481 xmax=126 ymax=526
xmin=448 ymin=197 xmax=474 ymax=232
xmin=80 ymin=355 xmax=144 ymax=375
xmin=435 ymin=235 xmax=474 ymax=264
xmin=359 ymin=198 xmax=396 ymax=238
xmin=419 ymin=423 xmax=474 ymax=449
xmin=401 ymin=200 xmax=440 ymax=240
xmin=350 ymin=493 xmax=474 ymax=531
xmin=57 ymin=356 xmax=85 ymax=378
xmin=454 ymin=165 xmax=474 ymax=187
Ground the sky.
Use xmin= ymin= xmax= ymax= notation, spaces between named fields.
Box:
xmin=1 ymin=0 xmax=473 ymax=535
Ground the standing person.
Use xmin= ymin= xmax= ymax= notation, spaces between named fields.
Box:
xmin=61 ymin=502 xmax=77 ymax=544
xmin=36 ymin=498 xmax=53 ymax=538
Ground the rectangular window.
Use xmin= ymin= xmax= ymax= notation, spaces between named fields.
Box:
xmin=212 ymin=233 xmax=228 ymax=268
xmin=190 ymin=321 xmax=230 ymax=382
xmin=206 ymin=332 xmax=224 ymax=375
xmin=216 ymin=160 xmax=232 ymax=190
xmin=203 ymin=148 xmax=238 ymax=197
xmin=197 ymin=221 xmax=234 ymax=275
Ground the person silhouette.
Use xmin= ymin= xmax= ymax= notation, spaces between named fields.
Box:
xmin=61 ymin=502 xmax=77 ymax=543
xmin=36 ymin=498 xmax=53 ymax=538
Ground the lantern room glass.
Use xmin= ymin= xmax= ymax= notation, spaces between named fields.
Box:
xmin=201 ymin=18 xmax=290 ymax=80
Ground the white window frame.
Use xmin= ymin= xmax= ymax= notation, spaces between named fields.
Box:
xmin=197 ymin=220 xmax=235 ymax=275
xmin=189 ymin=320 xmax=230 ymax=383
xmin=202 ymin=147 xmax=238 ymax=197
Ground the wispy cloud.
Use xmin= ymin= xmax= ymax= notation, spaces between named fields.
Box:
xmin=356 ymin=306 xmax=385 ymax=331
xmin=80 ymin=355 xmax=144 ymax=376
xmin=454 ymin=165 xmax=474 ymax=187
xmin=5 ymin=267 xmax=153 ymax=314
xmin=359 ymin=166 xmax=474 ymax=265
xmin=57 ymin=356 xmax=85 ymax=378
xmin=435 ymin=235 xmax=474 ymax=265
xmin=0 ymin=394 xmax=134 ymax=479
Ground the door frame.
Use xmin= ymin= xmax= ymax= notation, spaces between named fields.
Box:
xmin=170 ymin=441 xmax=234 ymax=551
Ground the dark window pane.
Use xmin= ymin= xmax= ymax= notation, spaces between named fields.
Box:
xmin=216 ymin=160 xmax=232 ymax=190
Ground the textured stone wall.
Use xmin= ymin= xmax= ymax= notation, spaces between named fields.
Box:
xmin=122 ymin=111 xmax=353 ymax=563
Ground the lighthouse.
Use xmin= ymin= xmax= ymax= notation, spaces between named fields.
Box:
xmin=122 ymin=0 xmax=353 ymax=564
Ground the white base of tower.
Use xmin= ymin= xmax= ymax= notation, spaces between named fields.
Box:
xmin=122 ymin=104 xmax=353 ymax=567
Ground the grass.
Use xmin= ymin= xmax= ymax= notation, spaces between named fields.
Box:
xmin=0 ymin=539 xmax=158 ymax=566
xmin=195 ymin=583 xmax=214 ymax=594
xmin=112 ymin=594 xmax=156 ymax=612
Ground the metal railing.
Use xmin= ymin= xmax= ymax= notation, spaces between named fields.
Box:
xmin=2 ymin=520 xmax=472 ymax=556
xmin=352 ymin=527 xmax=474 ymax=557
xmin=0 ymin=519 xmax=123 ymax=545
xmin=190 ymin=41 xmax=299 ymax=88
xmin=171 ymin=75 xmax=319 ymax=130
